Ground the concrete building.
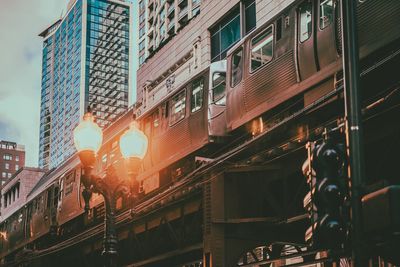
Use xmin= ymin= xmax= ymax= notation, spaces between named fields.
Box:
xmin=38 ymin=0 xmax=134 ymax=170
xmin=0 ymin=168 xmax=45 ymax=221
xmin=0 ymin=140 xmax=25 ymax=186
xmin=136 ymin=0 xmax=294 ymax=115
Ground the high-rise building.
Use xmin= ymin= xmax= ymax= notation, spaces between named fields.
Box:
xmin=38 ymin=0 xmax=134 ymax=169
xmin=0 ymin=140 xmax=25 ymax=186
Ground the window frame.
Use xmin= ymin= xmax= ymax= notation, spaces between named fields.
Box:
xmin=318 ymin=0 xmax=333 ymax=30
xmin=190 ymin=78 xmax=205 ymax=113
xmin=298 ymin=1 xmax=313 ymax=43
xmin=249 ymin=25 xmax=274 ymax=74
xmin=230 ymin=48 xmax=243 ymax=87
xmin=211 ymin=72 xmax=226 ymax=106
xmin=169 ymin=89 xmax=187 ymax=126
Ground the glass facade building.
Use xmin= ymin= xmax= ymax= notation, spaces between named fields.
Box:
xmin=38 ymin=0 xmax=133 ymax=169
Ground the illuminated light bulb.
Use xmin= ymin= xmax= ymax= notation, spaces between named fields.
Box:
xmin=73 ymin=112 xmax=103 ymax=154
xmin=119 ymin=122 xmax=148 ymax=160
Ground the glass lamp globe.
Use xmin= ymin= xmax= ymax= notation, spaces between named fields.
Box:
xmin=119 ymin=122 xmax=148 ymax=160
xmin=73 ymin=112 xmax=103 ymax=154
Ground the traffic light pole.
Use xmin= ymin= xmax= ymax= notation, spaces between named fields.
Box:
xmin=340 ymin=0 xmax=367 ymax=266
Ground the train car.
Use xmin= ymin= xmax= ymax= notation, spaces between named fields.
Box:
xmin=225 ymin=0 xmax=400 ymax=132
xmin=0 ymin=208 xmax=26 ymax=255
xmin=135 ymin=62 xmax=227 ymax=194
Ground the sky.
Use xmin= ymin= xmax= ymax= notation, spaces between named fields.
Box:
xmin=0 ymin=0 xmax=138 ymax=167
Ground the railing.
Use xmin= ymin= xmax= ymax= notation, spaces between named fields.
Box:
xmin=179 ymin=6 xmax=188 ymax=20
xmin=167 ymin=4 xmax=175 ymax=16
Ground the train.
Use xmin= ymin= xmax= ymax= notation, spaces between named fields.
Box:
xmin=1 ymin=0 xmax=400 ymax=262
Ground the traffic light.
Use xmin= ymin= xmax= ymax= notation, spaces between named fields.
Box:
xmin=303 ymin=140 xmax=348 ymax=249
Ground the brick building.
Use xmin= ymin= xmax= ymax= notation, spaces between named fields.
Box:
xmin=0 ymin=167 xmax=45 ymax=221
xmin=0 ymin=140 xmax=25 ymax=186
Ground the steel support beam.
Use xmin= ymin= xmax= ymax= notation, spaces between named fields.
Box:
xmin=340 ymin=0 xmax=367 ymax=266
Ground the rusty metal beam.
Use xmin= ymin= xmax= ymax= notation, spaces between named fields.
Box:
xmin=126 ymin=243 xmax=202 ymax=267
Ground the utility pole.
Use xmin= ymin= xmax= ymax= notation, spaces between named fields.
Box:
xmin=340 ymin=0 xmax=367 ymax=266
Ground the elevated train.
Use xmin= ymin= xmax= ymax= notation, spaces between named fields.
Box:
xmin=1 ymin=0 xmax=400 ymax=263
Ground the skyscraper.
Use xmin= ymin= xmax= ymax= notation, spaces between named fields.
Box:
xmin=38 ymin=0 xmax=133 ymax=169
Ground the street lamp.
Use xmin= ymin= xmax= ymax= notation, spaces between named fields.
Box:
xmin=73 ymin=111 xmax=148 ymax=267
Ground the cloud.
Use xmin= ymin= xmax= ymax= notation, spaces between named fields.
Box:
xmin=0 ymin=0 xmax=138 ymax=167
xmin=0 ymin=0 xmax=65 ymax=167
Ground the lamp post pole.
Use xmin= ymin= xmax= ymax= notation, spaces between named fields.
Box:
xmin=74 ymin=112 xmax=148 ymax=267
xmin=81 ymin=164 xmax=130 ymax=267
xmin=340 ymin=0 xmax=367 ymax=266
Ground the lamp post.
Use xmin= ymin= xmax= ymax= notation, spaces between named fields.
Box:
xmin=73 ymin=112 xmax=148 ymax=267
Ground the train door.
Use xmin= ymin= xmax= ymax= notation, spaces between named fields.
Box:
xmin=208 ymin=60 xmax=227 ymax=137
xmin=316 ymin=0 xmax=338 ymax=68
xmin=297 ymin=0 xmax=319 ymax=80
xmin=189 ymin=76 xmax=207 ymax=142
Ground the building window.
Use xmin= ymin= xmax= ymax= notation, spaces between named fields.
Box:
xmin=5 ymin=163 xmax=9 ymax=170
xmin=212 ymin=72 xmax=226 ymax=105
xmin=210 ymin=7 xmax=241 ymax=62
xmin=139 ymin=26 xmax=146 ymax=38
xmin=15 ymin=155 xmax=19 ymax=161
xmin=319 ymin=0 xmax=333 ymax=29
xmin=139 ymin=0 xmax=145 ymax=11
xmin=2 ymin=172 xmax=6 ymax=178
xmin=15 ymin=165 xmax=19 ymax=171
xmin=169 ymin=89 xmax=186 ymax=126
xmin=7 ymin=173 xmax=11 ymax=178
xmin=299 ymin=1 xmax=312 ymax=42
xmin=139 ymin=55 xmax=145 ymax=65
xmin=244 ymin=0 xmax=256 ymax=34
xmin=139 ymin=13 xmax=146 ymax=24
xmin=231 ymin=48 xmax=243 ymax=87
xmin=3 ymin=154 xmax=12 ymax=161
xmin=210 ymin=1 xmax=256 ymax=62
xmin=139 ymin=40 xmax=145 ymax=51
xmin=250 ymin=26 xmax=274 ymax=72
xmin=191 ymin=78 xmax=204 ymax=113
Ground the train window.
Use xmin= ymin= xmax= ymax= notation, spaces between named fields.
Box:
xmin=47 ymin=190 xmax=52 ymax=208
xmin=231 ymin=48 xmax=243 ymax=87
xmin=64 ymin=171 xmax=75 ymax=196
xmin=169 ymin=89 xmax=186 ymax=126
xmin=102 ymin=153 xmax=108 ymax=166
xmin=299 ymin=1 xmax=312 ymax=42
xmin=319 ymin=0 xmax=333 ymax=29
xmin=53 ymin=187 xmax=59 ymax=207
xmin=212 ymin=72 xmax=226 ymax=105
xmin=153 ymin=110 xmax=160 ymax=128
xmin=59 ymin=179 xmax=64 ymax=203
xmin=191 ymin=78 xmax=204 ymax=113
xmin=250 ymin=26 xmax=274 ymax=72
xmin=111 ymin=140 xmax=118 ymax=149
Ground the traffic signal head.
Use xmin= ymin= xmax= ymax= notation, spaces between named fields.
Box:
xmin=303 ymin=140 xmax=348 ymax=250
xmin=313 ymin=142 xmax=345 ymax=180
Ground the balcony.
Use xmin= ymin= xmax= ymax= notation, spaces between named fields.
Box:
xmin=168 ymin=20 xmax=175 ymax=34
xmin=148 ymin=11 xmax=154 ymax=24
xmin=147 ymin=26 xmax=154 ymax=37
xmin=148 ymin=39 xmax=154 ymax=52
xmin=148 ymin=0 xmax=154 ymax=9
xmin=178 ymin=6 xmax=188 ymax=21
xmin=192 ymin=6 xmax=200 ymax=17
xmin=167 ymin=4 xmax=175 ymax=17
xmin=178 ymin=0 xmax=187 ymax=7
